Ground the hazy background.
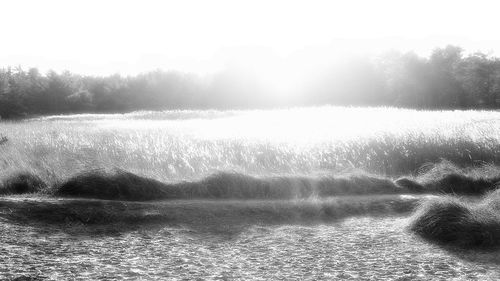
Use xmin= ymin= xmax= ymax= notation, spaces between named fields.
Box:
xmin=2 ymin=0 xmax=500 ymax=75
xmin=2 ymin=0 xmax=500 ymax=117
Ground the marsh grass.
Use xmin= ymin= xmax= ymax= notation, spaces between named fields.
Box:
xmin=1 ymin=107 xmax=500 ymax=201
xmin=1 ymin=107 xmax=500 ymax=187
xmin=2 ymin=108 xmax=500 ymax=251
xmin=396 ymin=160 xmax=500 ymax=195
xmin=410 ymin=189 xmax=500 ymax=249
xmin=55 ymin=169 xmax=169 ymax=201
xmin=0 ymin=161 xmax=496 ymax=201
xmin=0 ymin=172 xmax=46 ymax=195
xmin=48 ymin=169 xmax=404 ymax=200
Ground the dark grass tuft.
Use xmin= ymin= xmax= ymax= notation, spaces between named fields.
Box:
xmin=18 ymin=160 xmax=500 ymax=201
xmin=395 ymin=160 xmax=500 ymax=196
xmin=409 ymin=191 xmax=500 ymax=249
xmin=424 ymin=173 xmax=498 ymax=195
xmin=160 ymin=172 xmax=403 ymax=199
xmin=395 ymin=175 xmax=498 ymax=195
xmin=55 ymin=169 xmax=169 ymax=201
xmin=52 ymin=170 xmax=407 ymax=201
xmin=394 ymin=177 xmax=425 ymax=193
xmin=0 ymin=173 xmax=47 ymax=195
xmin=0 ymin=135 xmax=7 ymax=145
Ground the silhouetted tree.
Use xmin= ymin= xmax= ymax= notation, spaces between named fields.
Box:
xmin=2 ymin=45 xmax=500 ymax=119
xmin=428 ymin=45 xmax=465 ymax=107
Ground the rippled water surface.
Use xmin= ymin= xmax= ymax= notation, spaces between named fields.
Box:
xmin=2 ymin=217 xmax=500 ymax=280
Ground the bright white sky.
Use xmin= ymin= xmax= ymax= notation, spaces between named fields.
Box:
xmin=1 ymin=0 xmax=500 ymax=77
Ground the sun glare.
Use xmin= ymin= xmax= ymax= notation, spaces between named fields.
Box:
xmin=4 ymin=1 xmax=500 ymax=279
xmin=1 ymin=0 xmax=500 ymax=76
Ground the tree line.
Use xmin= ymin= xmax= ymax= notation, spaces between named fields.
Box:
xmin=1 ymin=45 xmax=500 ymax=119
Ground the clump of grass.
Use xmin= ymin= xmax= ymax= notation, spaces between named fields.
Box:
xmin=395 ymin=175 xmax=498 ymax=195
xmin=394 ymin=177 xmax=425 ymax=193
xmin=417 ymin=160 xmax=500 ymax=194
xmin=162 ymin=172 xmax=404 ymax=199
xmin=0 ymin=172 xmax=47 ymax=195
xmin=395 ymin=160 xmax=500 ymax=195
xmin=6 ymin=159 xmax=500 ymax=201
xmin=55 ymin=169 xmax=169 ymax=201
xmin=409 ymin=190 xmax=500 ymax=249
xmin=52 ymin=169 xmax=406 ymax=201
xmin=0 ymin=135 xmax=7 ymax=145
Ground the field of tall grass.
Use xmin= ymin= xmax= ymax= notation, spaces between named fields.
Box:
xmin=1 ymin=106 xmax=500 ymax=185
xmin=2 ymin=106 xmax=500 ymax=251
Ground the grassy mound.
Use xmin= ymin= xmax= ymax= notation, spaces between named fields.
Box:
xmin=394 ymin=177 xmax=425 ymax=193
xmin=316 ymin=174 xmax=401 ymax=196
xmin=52 ymin=170 xmax=407 ymax=201
xmin=396 ymin=161 xmax=500 ymax=195
xmin=173 ymin=172 xmax=402 ymax=199
xmin=55 ymin=169 xmax=169 ymax=201
xmin=0 ymin=173 xmax=47 ymax=195
xmin=409 ymin=190 xmax=500 ymax=249
xmin=395 ymin=175 xmax=497 ymax=195
xmin=424 ymin=173 xmax=496 ymax=195
xmin=18 ymin=160 xmax=500 ymax=201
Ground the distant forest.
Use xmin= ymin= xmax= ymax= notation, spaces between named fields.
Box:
xmin=2 ymin=45 xmax=500 ymax=119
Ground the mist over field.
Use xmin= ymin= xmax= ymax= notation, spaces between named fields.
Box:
xmin=2 ymin=45 xmax=500 ymax=119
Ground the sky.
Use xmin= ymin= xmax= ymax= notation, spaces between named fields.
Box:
xmin=1 ymin=0 xmax=500 ymax=77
